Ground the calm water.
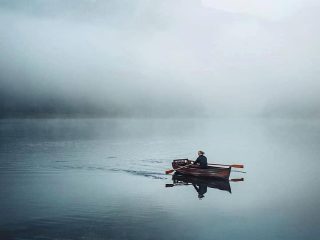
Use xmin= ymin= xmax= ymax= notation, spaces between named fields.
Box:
xmin=0 ymin=118 xmax=319 ymax=240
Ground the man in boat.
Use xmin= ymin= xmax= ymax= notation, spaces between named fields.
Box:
xmin=193 ymin=151 xmax=208 ymax=169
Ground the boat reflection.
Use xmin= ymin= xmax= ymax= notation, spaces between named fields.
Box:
xmin=166 ymin=173 xmax=244 ymax=199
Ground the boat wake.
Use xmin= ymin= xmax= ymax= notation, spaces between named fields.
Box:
xmin=110 ymin=168 xmax=167 ymax=179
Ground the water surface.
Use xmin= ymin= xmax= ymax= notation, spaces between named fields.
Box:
xmin=0 ymin=118 xmax=319 ymax=239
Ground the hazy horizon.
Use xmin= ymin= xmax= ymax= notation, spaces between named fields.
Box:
xmin=1 ymin=0 xmax=319 ymax=118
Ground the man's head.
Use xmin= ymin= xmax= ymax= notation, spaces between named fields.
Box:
xmin=198 ymin=193 xmax=205 ymax=199
xmin=198 ymin=150 xmax=205 ymax=156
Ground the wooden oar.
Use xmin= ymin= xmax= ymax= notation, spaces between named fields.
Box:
xmin=208 ymin=163 xmax=244 ymax=168
xmin=165 ymin=163 xmax=193 ymax=175
xmin=229 ymin=178 xmax=244 ymax=182
xmin=187 ymin=160 xmax=244 ymax=168
xmin=165 ymin=183 xmax=192 ymax=187
xmin=165 ymin=184 xmax=175 ymax=187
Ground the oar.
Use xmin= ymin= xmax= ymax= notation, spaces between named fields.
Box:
xmin=208 ymin=163 xmax=244 ymax=168
xmin=231 ymin=170 xmax=246 ymax=173
xmin=165 ymin=163 xmax=193 ymax=175
xmin=165 ymin=183 xmax=192 ymax=187
xmin=187 ymin=160 xmax=244 ymax=168
xmin=230 ymin=178 xmax=244 ymax=182
xmin=165 ymin=184 xmax=175 ymax=187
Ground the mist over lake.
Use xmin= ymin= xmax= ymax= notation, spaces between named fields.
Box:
xmin=1 ymin=1 xmax=320 ymax=240
xmin=1 ymin=0 xmax=320 ymax=118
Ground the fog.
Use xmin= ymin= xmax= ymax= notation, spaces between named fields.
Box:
xmin=1 ymin=0 xmax=319 ymax=118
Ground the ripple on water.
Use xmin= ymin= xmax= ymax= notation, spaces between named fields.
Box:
xmin=110 ymin=168 xmax=167 ymax=179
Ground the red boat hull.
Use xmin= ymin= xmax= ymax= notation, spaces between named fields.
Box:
xmin=172 ymin=159 xmax=231 ymax=179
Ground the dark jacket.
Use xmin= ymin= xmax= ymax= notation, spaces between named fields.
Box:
xmin=193 ymin=183 xmax=207 ymax=198
xmin=194 ymin=155 xmax=208 ymax=169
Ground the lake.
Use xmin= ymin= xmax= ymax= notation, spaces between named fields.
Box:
xmin=0 ymin=118 xmax=319 ymax=240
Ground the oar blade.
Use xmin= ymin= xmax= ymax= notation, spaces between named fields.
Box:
xmin=230 ymin=164 xmax=244 ymax=168
xmin=230 ymin=178 xmax=244 ymax=182
xmin=165 ymin=184 xmax=174 ymax=187
xmin=165 ymin=169 xmax=175 ymax=174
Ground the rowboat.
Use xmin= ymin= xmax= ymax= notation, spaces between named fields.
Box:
xmin=171 ymin=173 xmax=231 ymax=193
xmin=172 ymin=159 xmax=231 ymax=179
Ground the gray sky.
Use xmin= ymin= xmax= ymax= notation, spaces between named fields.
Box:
xmin=0 ymin=0 xmax=319 ymax=117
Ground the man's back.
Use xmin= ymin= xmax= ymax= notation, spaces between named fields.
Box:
xmin=195 ymin=155 xmax=207 ymax=169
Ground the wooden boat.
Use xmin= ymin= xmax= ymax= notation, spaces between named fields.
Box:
xmin=172 ymin=159 xmax=231 ymax=179
xmin=171 ymin=173 xmax=231 ymax=193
